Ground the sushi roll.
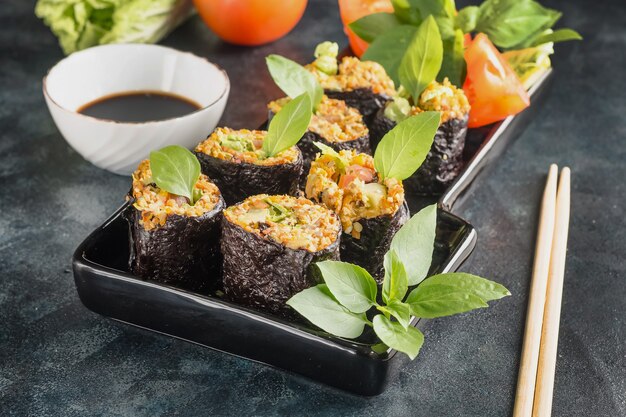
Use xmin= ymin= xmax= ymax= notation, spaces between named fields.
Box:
xmin=195 ymin=127 xmax=303 ymax=205
xmin=126 ymin=160 xmax=225 ymax=293
xmin=305 ymin=149 xmax=409 ymax=282
xmin=370 ymin=78 xmax=471 ymax=195
xmin=268 ymin=95 xmax=370 ymax=187
xmin=222 ymin=194 xmax=341 ymax=314
xmin=306 ymin=42 xmax=396 ymax=122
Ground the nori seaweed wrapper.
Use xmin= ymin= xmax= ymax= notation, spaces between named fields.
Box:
xmin=221 ymin=216 xmax=341 ymax=315
xmin=370 ymin=108 xmax=469 ymax=196
xmin=125 ymin=197 xmax=226 ymax=293
xmin=325 ymin=88 xmax=391 ymax=123
xmin=194 ymin=151 xmax=303 ymax=206
xmin=339 ymin=201 xmax=410 ymax=283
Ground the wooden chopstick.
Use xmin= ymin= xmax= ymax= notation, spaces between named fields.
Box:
xmin=513 ymin=164 xmax=559 ymax=417
xmin=532 ymin=167 xmax=571 ymax=417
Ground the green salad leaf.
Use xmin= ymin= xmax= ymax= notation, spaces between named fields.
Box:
xmin=398 ymin=16 xmax=443 ymax=102
xmin=374 ymin=111 xmax=440 ymax=181
xmin=149 ymin=145 xmax=201 ymax=205
xmin=262 ymin=93 xmax=312 ymax=157
xmin=266 ymin=55 xmax=323 ymax=110
xmin=35 ymin=0 xmax=193 ymax=55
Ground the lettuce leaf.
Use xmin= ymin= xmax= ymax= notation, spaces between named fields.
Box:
xmin=35 ymin=0 xmax=193 ymax=54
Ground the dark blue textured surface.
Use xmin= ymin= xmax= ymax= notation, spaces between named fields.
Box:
xmin=1 ymin=1 xmax=624 ymax=416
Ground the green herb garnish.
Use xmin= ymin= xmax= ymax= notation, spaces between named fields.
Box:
xmin=373 ymin=111 xmax=441 ymax=181
xmin=287 ymin=204 xmax=511 ymax=360
xmin=352 ymin=0 xmax=581 ymax=87
xmin=262 ymin=93 xmax=312 ymax=158
xmin=398 ymin=16 xmax=443 ymax=101
xmin=312 ymin=141 xmax=348 ymax=172
xmin=266 ymin=54 xmax=323 ymax=110
xmin=149 ymin=145 xmax=201 ymax=205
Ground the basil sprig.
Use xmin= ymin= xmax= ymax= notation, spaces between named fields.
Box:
xmin=262 ymin=93 xmax=312 ymax=157
xmin=373 ymin=111 xmax=440 ymax=181
xmin=149 ymin=145 xmax=201 ymax=205
xmin=287 ymin=204 xmax=511 ymax=360
xmin=351 ymin=0 xmax=581 ymax=87
xmin=398 ymin=16 xmax=443 ymax=101
xmin=266 ymin=54 xmax=323 ymax=110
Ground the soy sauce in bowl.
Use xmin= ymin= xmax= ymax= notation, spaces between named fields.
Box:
xmin=78 ymin=91 xmax=202 ymax=123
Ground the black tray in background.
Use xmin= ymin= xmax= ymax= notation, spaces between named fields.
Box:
xmin=72 ymin=69 xmax=552 ymax=396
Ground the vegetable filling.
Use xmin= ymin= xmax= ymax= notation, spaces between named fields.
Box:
xmin=385 ymin=78 xmax=470 ymax=123
xmin=195 ymin=127 xmax=300 ymax=166
xmin=268 ymin=95 xmax=368 ymax=143
xmin=224 ymin=194 xmax=340 ymax=252
xmin=130 ymin=160 xmax=221 ymax=231
xmin=305 ymin=148 xmax=404 ymax=239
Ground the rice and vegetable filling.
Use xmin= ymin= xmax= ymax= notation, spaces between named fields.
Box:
xmin=130 ymin=160 xmax=222 ymax=230
xmin=305 ymin=149 xmax=404 ymax=239
xmin=224 ymin=194 xmax=341 ymax=252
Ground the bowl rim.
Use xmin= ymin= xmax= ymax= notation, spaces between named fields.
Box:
xmin=42 ymin=43 xmax=230 ymax=126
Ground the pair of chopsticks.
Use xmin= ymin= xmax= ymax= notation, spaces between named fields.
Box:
xmin=513 ymin=165 xmax=571 ymax=417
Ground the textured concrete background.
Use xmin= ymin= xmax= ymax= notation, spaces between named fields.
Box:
xmin=1 ymin=0 xmax=624 ymax=416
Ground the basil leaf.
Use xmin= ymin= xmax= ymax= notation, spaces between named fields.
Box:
xmin=476 ymin=0 xmax=562 ymax=49
xmin=266 ymin=54 xmax=323 ymax=109
xmin=439 ymin=28 xmax=466 ymax=87
xmin=531 ymin=28 xmax=582 ymax=46
xmin=149 ymin=145 xmax=201 ymax=204
xmin=456 ymin=6 xmax=478 ymax=32
xmin=434 ymin=16 xmax=455 ymax=40
xmin=389 ymin=203 xmax=437 ymax=286
xmin=286 ymin=284 xmax=368 ymax=338
xmin=374 ymin=111 xmax=440 ymax=181
xmin=382 ymin=249 xmax=408 ymax=303
xmin=349 ymin=12 xmax=401 ymax=43
xmin=373 ymin=314 xmax=424 ymax=360
xmin=381 ymin=300 xmax=411 ymax=330
xmin=362 ymin=25 xmax=417 ymax=86
xmin=391 ymin=0 xmax=421 ymax=25
xmin=398 ymin=16 xmax=443 ymax=101
xmin=406 ymin=286 xmax=488 ymax=318
xmin=316 ymin=261 xmax=377 ymax=314
xmin=263 ymin=93 xmax=312 ymax=157
xmin=418 ymin=272 xmax=511 ymax=301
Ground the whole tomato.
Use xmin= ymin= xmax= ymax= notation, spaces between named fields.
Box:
xmin=193 ymin=0 xmax=308 ymax=46
xmin=338 ymin=0 xmax=393 ymax=57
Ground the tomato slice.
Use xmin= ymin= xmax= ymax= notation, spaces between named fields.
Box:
xmin=463 ymin=33 xmax=530 ymax=128
xmin=338 ymin=0 xmax=393 ymax=57
xmin=338 ymin=165 xmax=375 ymax=188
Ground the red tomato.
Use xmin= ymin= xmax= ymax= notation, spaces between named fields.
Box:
xmin=463 ymin=33 xmax=530 ymax=128
xmin=338 ymin=174 xmax=357 ymax=189
xmin=193 ymin=0 xmax=307 ymax=46
xmin=338 ymin=0 xmax=393 ymax=57
xmin=346 ymin=165 xmax=375 ymax=183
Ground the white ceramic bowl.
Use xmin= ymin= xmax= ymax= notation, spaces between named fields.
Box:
xmin=43 ymin=44 xmax=229 ymax=175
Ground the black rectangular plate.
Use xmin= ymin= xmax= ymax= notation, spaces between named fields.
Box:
xmin=73 ymin=203 xmax=476 ymax=396
xmin=72 ymin=69 xmax=551 ymax=396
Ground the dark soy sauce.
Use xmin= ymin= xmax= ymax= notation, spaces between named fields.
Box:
xmin=77 ymin=91 xmax=202 ymax=123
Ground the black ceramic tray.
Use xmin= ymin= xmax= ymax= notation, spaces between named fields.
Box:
xmin=72 ymin=69 xmax=552 ymax=396
xmin=73 ymin=203 xmax=475 ymax=396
